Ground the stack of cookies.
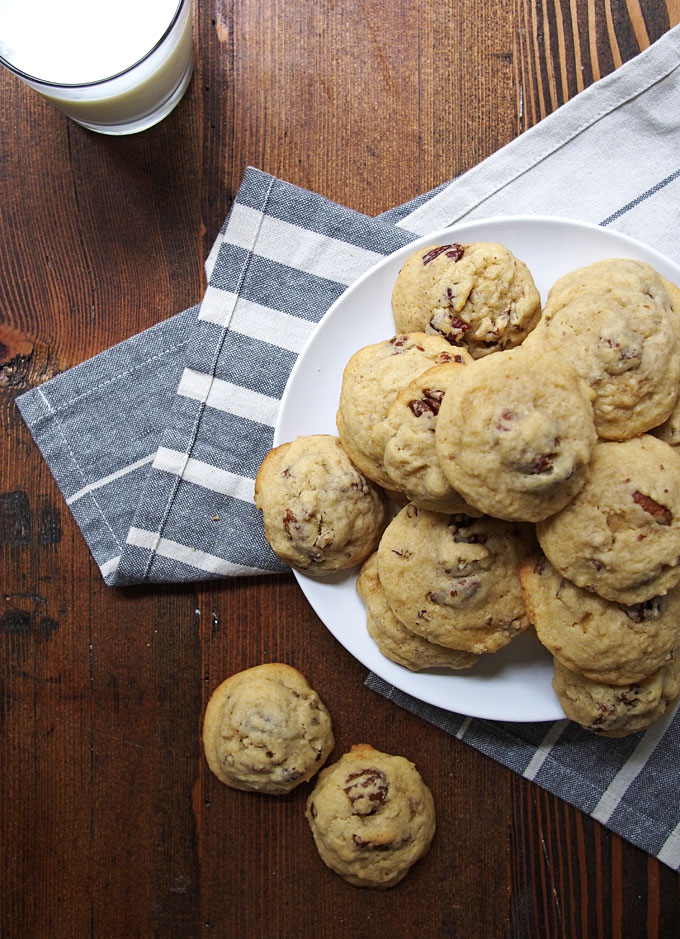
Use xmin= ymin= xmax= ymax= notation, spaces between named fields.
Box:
xmin=255 ymin=240 xmax=680 ymax=738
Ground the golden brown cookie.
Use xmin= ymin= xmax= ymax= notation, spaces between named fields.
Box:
xmin=376 ymin=504 xmax=530 ymax=654
xmin=391 ymin=241 xmax=541 ymax=357
xmin=434 ymin=346 xmax=597 ymax=522
xmin=525 ymin=258 xmax=680 ymax=439
xmin=372 ymin=361 xmax=482 ymax=514
xmin=536 ymin=435 xmax=680 ymax=604
xmin=254 ymin=434 xmax=387 ymax=575
xmin=202 ymin=663 xmax=334 ymax=794
xmin=357 ymin=553 xmax=479 ymax=671
xmin=520 ymin=555 xmax=680 ymax=685
xmin=553 ymin=656 xmax=680 ymax=737
xmin=305 ymin=743 xmax=435 ymax=888
xmin=336 ymin=333 xmax=461 ymax=487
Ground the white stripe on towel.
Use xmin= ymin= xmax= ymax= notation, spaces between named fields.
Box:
xmin=227 ymin=203 xmax=383 ymax=285
xmin=176 ymin=368 xmax=280 ymax=426
xmin=199 ymin=287 xmax=316 ymax=353
xmin=126 ymin=527 xmax=266 ymax=576
xmin=591 ymin=708 xmax=678 ymax=824
xmin=153 ymin=447 xmax=255 ymax=502
xmin=658 ymin=819 xmax=680 ymax=868
xmin=67 ymin=453 xmax=155 ymax=505
xmin=523 ymin=721 xmax=569 ymax=781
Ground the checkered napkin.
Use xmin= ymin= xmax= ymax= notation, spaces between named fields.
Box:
xmin=17 ymin=26 xmax=680 ymax=867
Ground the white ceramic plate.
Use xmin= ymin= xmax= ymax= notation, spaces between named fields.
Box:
xmin=274 ymin=216 xmax=680 ymax=722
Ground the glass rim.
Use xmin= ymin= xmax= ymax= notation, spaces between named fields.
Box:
xmin=0 ymin=0 xmax=187 ymax=90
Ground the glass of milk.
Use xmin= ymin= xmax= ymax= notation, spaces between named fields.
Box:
xmin=0 ymin=0 xmax=194 ymax=135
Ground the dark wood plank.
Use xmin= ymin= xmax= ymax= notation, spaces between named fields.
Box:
xmin=2 ymin=2 xmax=680 ymax=937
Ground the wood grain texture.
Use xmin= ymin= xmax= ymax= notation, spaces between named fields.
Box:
xmin=1 ymin=1 xmax=680 ymax=937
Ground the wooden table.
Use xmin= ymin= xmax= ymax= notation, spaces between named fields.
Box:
xmin=2 ymin=2 xmax=679 ymax=936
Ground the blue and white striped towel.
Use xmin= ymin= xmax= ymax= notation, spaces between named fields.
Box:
xmin=17 ymin=26 xmax=680 ymax=868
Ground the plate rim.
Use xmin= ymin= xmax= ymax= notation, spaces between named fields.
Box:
xmin=274 ymin=214 xmax=680 ymax=722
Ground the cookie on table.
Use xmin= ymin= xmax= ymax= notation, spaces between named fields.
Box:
xmin=202 ymin=663 xmax=334 ymax=794
xmin=254 ymin=434 xmax=387 ymax=576
xmin=336 ymin=333 xmax=460 ymax=488
xmin=520 ymin=555 xmax=680 ymax=685
xmin=376 ymin=504 xmax=530 ymax=655
xmin=536 ymin=435 xmax=680 ymax=605
xmin=391 ymin=241 xmax=541 ymax=358
xmin=524 ymin=258 xmax=680 ymax=439
xmin=371 ymin=361 xmax=483 ymax=514
xmin=434 ymin=346 xmax=597 ymax=522
xmin=552 ymin=656 xmax=680 ymax=738
xmin=305 ymin=743 xmax=435 ymax=888
xmin=356 ymin=553 xmax=479 ymax=671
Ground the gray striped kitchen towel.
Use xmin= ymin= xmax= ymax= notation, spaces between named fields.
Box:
xmin=16 ymin=25 xmax=680 ymax=868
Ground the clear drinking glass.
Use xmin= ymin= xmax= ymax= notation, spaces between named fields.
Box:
xmin=0 ymin=0 xmax=194 ymax=135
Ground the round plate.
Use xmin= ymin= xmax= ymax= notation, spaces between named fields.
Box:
xmin=274 ymin=216 xmax=680 ymax=722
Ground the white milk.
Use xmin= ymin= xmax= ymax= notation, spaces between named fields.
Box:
xmin=0 ymin=0 xmax=194 ymax=133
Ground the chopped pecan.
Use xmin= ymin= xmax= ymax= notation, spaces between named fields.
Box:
xmin=282 ymin=508 xmax=298 ymax=537
xmin=388 ymin=335 xmax=410 ymax=354
xmin=622 ymin=597 xmax=664 ymax=623
xmin=352 ymin=834 xmax=394 ymax=850
xmin=408 ymin=388 xmax=445 ymax=417
xmin=633 ymin=490 xmax=672 ymax=525
xmin=495 ymin=409 xmax=515 ymax=432
xmin=422 ymin=243 xmax=464 ymax=265
xmin=343 ymin=768 xmax=388 ymax=816
xmin=529 ymin=453 xmax=554 ymax=474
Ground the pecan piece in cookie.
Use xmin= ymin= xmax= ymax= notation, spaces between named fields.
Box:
xmin=422 ymin=243 xmax=464 ymax=265
xmin=344 ymin=768 xmax=389 ymax=816
xmin=633 ymin=490 xmax=672 ymax=525
xmin=305 ymin=744 xmax=435 ymax=888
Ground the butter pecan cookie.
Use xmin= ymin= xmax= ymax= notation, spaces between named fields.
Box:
xmin=202 ymin=663 xmax=334 ymax=794
xmin=305 ymin=743 xmax=435 ymax=888
xmin=391 ymin=240 xmax=541 ymax=358
xmin=254 ymin=434 xmax=387 ymax=575
xmin=434 ymin=346 xmax=597 ymax=522
xmin=336 ymin=333 xmax=460 ymax=487
xmin=536 ymin=436 xmax=680 ymax=604
xmin=520 ymin=555 xmax=680 ymax=685
xmin=376 ymin=505 xmax=530 ymax=654
xmin=357 ymin=553 xmax=479 ymax=671
xmin=525 ymin=258 xmax=680 ymax=439
xmin=552 ymin=656 xmax=680 ymax=738
xmin=372 ymin=361 xmax=482 ymax=514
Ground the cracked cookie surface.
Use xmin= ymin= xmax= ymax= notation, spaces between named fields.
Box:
xmin=524 ymin=258 xmax=680 ymax=439
xmin=376 ymin=504 xmax=530 ymax=654
xmin=434 ymin=346 xmax=597 ymax=522
xmin=202 ymin=663 xmax=334 ymax=794
xmin=520 ymin=555 xmax=680 ymax=685
xmin=552 ymin=656 xmax=680 ymax=737
xmin=336 ymin=333 xmax=461 ymax=488
xmin=536 ymin=435 xmax=680 ymax=604
xmin=357 ymin=553 xmax=479 ymax=671
xmin=305 ymin=743 xmax=435 ymax=888
xmin=254 ymin=434 xmax=386 ymax=575
xmin=391 ymin=240 xmax=541 ymax=358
